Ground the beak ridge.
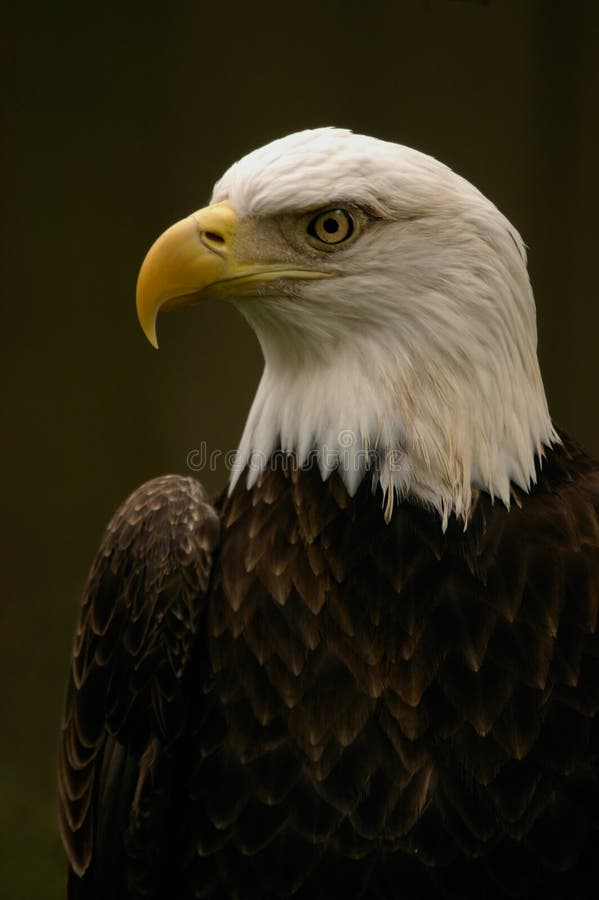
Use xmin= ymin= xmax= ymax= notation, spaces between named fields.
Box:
xmin=136 ymin=203 xmax=238 ymax=348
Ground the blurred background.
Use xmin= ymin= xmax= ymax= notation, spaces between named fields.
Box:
xmin=3 ymin=0 xmax=598 ymax=895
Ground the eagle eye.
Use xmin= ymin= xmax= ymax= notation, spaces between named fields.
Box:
xmin=307 ymin=209 xmax=354 ymax=246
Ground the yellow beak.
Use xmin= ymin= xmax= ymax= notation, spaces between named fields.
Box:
xmin=137 ymin=202 xmax=240 ymax=348
xmin=136 ymin=200 xmax=330 ymax=348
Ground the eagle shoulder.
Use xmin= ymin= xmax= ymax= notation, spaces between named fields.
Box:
xmin=58 ymin=474 xmax=220 ymax=897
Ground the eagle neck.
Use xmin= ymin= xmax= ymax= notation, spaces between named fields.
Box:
xmin=230 ymin=288 xmax=558 ymax=529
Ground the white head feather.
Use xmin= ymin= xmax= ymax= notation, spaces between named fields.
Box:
xmin=211 ymin=128 xmax=557 ymax=527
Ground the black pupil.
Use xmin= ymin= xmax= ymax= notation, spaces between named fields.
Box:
xmin=323 ymin=217 xmax=340 ymax=234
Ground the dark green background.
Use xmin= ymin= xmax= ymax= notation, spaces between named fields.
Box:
xmin=4 ymin=1 xmax=598 ymax=896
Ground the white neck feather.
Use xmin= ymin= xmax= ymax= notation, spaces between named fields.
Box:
xmin=229 ymin=227 xmax=557 ymax=529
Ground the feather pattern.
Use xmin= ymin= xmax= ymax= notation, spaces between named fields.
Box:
xmin=186 ymin=433 xmax=599 ymax=899
xmin=61 ymin=436 xmax=599 ymax=898
xmin=58 ymin=475 xmax=220 ymax=898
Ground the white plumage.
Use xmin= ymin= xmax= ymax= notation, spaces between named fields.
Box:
xmin=212 ymin=128 xmax=557 ymax=526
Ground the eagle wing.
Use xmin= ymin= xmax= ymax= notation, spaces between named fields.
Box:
xmin=57 ymin=475 xmax=220 ymax=898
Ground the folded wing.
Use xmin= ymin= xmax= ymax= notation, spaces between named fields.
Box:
xmin=58 ymin=475 xmax=220 ymax=898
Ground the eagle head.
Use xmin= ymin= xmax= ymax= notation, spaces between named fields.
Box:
xmin=137 ymin=128 xmax=556 ymax=526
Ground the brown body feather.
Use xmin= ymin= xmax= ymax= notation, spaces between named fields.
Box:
xmin=59 ymin=434 xmax=599 ymax=898
xmin=58 ymin=476 xmax=220 ymax=898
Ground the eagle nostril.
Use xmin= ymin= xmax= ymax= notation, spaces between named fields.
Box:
xmin=202 ymin=231 xmax=225 ymax=247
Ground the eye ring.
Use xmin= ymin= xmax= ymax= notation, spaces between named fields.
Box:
xmin=307 ymin=209 xmax=354 ymax=246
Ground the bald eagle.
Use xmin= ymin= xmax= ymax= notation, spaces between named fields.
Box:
xmin=58 ymin=129 xmax=599 ymax=899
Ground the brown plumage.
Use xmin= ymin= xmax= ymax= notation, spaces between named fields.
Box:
xmin=59 ymin=432 xmax=599 ymax=899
